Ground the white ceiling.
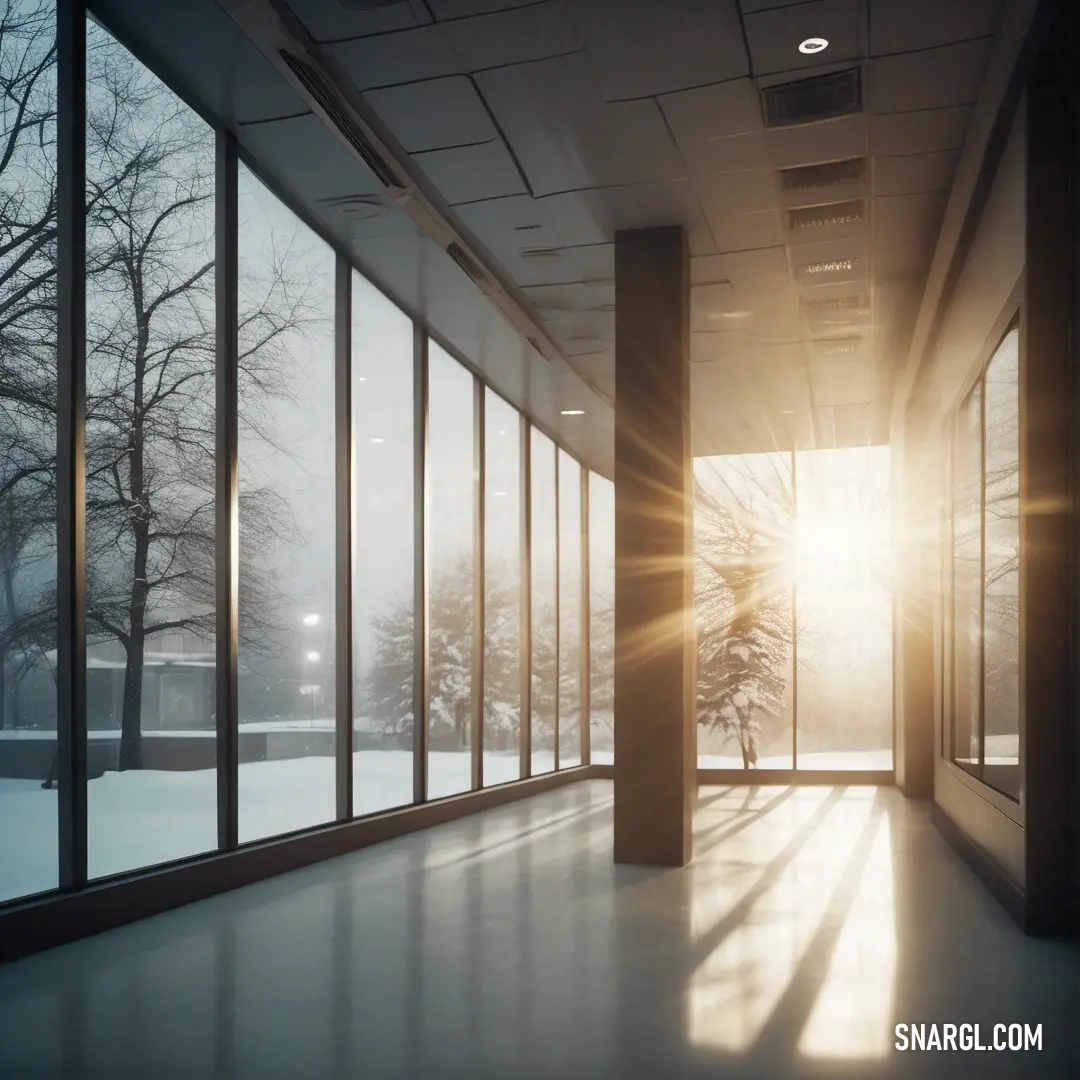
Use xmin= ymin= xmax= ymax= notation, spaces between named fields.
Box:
xmin=282 ymin=0 xmax=1006 ymax=454
xmin=95 ymin=0 xmax=1012 ymax=463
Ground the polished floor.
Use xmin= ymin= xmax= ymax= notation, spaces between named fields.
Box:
xmin=0 ymin=782 xmax=1076 ymax=1079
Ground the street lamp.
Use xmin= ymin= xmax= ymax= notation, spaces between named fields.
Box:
xmin=304 ymin=650 xmax=320 ymax=723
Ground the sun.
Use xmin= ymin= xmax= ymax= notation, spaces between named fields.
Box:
xmin=795 ymin=509 xmax=888 ymax=601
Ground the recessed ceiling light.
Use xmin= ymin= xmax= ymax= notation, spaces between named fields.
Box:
xmin=799 ymin=37 xmax=829 ymax=55
xmin=720 ymin=310 xmax=753 ymax=319
xmin=561 ymin=409 xmax=585 ymax=416
xmin=356 ymin=376 xmax=366 ymax=382
xmin=369 ymin=437 xmax=384 ymax=444
xmin=492 ymin=491 xmax=508 ymax=498
xmin=781 ymin=409 xmax=795 ymax=415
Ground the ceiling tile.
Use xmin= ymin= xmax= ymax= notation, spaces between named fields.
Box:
xmin=744 ymin=0 xmax=864 ymax=78
xmin=691 ymin=246 xmax=789 ymax=287
xmin=683 ymin=132 xmax=772 ymax=177
xmin=869 ymin=0 xmax=1002 ymax=55
xmin=239 ymin=113 xmax=383 ymax=199
xmin=695 ymin=168 xmax=779 ymax=218
xmin=568 ymin=0 xmax=749 ymax=101
xmin=707 ymin=209 xmax=786 ymax=253
xmin=871 ymin=191 xmax=947 ymax=279
xmin=832 ymin=402 xmax=875 ymax=445
xmin=283 ymin=0 xmax=431 ymax=42
xmin=869 ymin=106 xmax=970 ymax=155
xmin=412 ymin=139 xmax=527 ymax=203
xmin=764 ymin=113 xmax=868 ymax=171
xmin=870 ymin=39 xmax=991 ymax=113
xmin=475 ymin=54 xmax=686 ymax=195
xmin=436 ymin=1 xmax=581 ymax=69
xmin=327 ymin=25 xmax=462 ymax=90
xmin=523 ymin=281 xmax=615 ymax=313
xmin=809 ymin=357 xmax=874 ymax=406
xmin=659 ymin=78 xmax=760 ymax=144
xmin=873 ymin=150 xmax=958 ymax=196
xmin=365 ymin=77 xmax=497 ymax=152
xmin=429 ymin=0 xmax=558 ymax=17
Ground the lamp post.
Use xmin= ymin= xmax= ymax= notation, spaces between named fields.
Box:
xmin=305 ymin=650 xmax=320 ymax=724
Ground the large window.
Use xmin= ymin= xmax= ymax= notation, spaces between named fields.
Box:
xmin=588 ymin=475 xmax=615 ymax=764
xmin=83 ymin=20 xmax=218 ymax=876
xmin=695 ymin=453 xmax=794 ymax=769
xmin=426 ymin=344 xmax=475 ymax=799
xmin=795 ymin=447 xmax=892 ymax=770
xmin=352 ymin=273 xmax=415 ymax=814
xmin=951 ymin=325 xmax=1020 ymax=799
xmin=530 ymin=430 xmax=557 ymax=775
xmin=694 ymin=447 xmax=893 ymax=770
xmin=0 ymin=3 xmax=607 ymax=914
xmin=483 ymin=392 xmax=521 ymax=785
xmin=558 ymin=450 xmax=582 ymax=769
xmin=0 ymin=0 xmax=58 ymax=903
xmin=236 ymin=165 xmax=336 ymax=843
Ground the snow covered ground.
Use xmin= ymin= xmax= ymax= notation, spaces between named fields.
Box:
xmin=698 ymin=750 xmax=893 ymax=770
xmin=0 ymin=750 xmax=554 ymax=904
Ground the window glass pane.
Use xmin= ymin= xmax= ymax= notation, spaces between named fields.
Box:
xmin=982 ymin=328 xmax=1019 ymax=799
xmin=530 ymin=430 xmax=556 ymax=775
xmin=952 ymin=385 xmax=982 ymax=774
xmin=695 ymin=453 xmax=793 ymax=769
xmin=353 ymin=273 xmax=414 ymax=814
xmin=795 ymin=447 xmax=892 ymax=770
xmin=558 ymin=450 xmax=582 ymax=768
xmin=236 ymin=165 xmax=336 ymax=843
xmin=427 ymin=344 xmax=474 ymax=798
xmin=588 ymin=474 xmax=614 ymax=764
xmin=483 ymin=392 xmax=520 ymax=786
xmin=84 ymin=20 xmax=217 ymax=875
xmin=0 ymin=0 xmax=58 ymax=903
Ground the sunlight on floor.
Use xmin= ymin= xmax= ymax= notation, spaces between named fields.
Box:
xmin=686 ymin=787 xmax=894 ymax=1059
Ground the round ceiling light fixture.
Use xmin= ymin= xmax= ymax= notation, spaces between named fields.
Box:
xmin=798 ymin=36 xmax=829 ymax=55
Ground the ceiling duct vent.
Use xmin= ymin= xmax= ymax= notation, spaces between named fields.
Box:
xmin=803 ymin=293 xmax=865 ymax=314
xmin=279 ymin=50 xmax=404 ymax=190
xmin=446 ymin=242 xmax=490 ymax=289
xmin=789 ymin=199 xmax=864 ymax=231
xmin=762 ymin=68 xmax=862 ymax=129
xmin=780 ymin=157 xmax=866 ymax=192
xmin=813 ymin=336 xmax=862 ymax=357
xmin=795 ymin=257 xmax=859 ymax=282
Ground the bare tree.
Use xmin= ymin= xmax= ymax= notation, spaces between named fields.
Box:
xmin=695 ymin=455 xmax=794 ymax=767
xmin=82 ymin=23 xmax=311 ymax=769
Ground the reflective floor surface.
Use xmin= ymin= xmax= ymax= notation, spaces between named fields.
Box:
xmin=0 ymin=782 xmax=1077 ymax=1079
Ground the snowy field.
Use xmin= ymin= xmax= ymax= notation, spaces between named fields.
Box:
xmin=0 ymin=750 xmax=553 ymax=904
xmin=698 ymin=750 xmax=893 ymax=770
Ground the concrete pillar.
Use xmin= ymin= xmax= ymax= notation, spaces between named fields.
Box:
xmin=612 ymin=226 xmax=694 ymax=867
xmin=894 ymin=426 xmax=935 ymax=798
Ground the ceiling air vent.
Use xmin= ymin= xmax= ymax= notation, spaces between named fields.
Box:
xmin=795 ymin=257 xmax=860 ymax=282
xmin=813 ymin=336 xmax=862 ymax=357
xmin=762 ymin=68 xmax=862 ymax=129
xmin=780 ymin=157 xmax=866 ymax=192
xmin=446 ymin=242 xmax=490 ymax=289
xmin=788 ymin=199 xmax=864 ymax=231
xmin=278 ymin=50 xmax=403 ymax=190
xmin=803 ymin=294 xmax=865 ymax=314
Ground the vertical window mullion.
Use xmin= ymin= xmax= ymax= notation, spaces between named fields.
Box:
xmin=580 ymin=471 xmax=591 ymax=767
xmin=553 ymin=446 xmax=560 ymax=771
xmin=413 ymin=326 xmax=429 ymax=803
xmin=791 ymin=448 xmax=799 ymax=772
xmin=334 ymin=257 xmax=353 ymax=820
xmin=520 ymin=416 xmax=532 ymax=780
xmin=979 ymin=379 xmax=987 ymax=774
xmin=214 ymin=129 xmax=239 ymax=853
xmin=56 ymin=0 xmax=88 ymax=889
xmin=471 ymin=378 xmax=485 ymax=790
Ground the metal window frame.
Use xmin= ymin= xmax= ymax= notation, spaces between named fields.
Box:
xmin=790 ymin=448 xmax=799 ymax=771
xmin=56 ymin=0 xmax=88 ymax=890
xmin=214 ymin=129 xmax=239 ymax=853
xmin=413 ymin=326 xmax=429 ymax=804
xmin=520 ymin=416 xmax=532 ymax=780
xmin=553 ymin=443 xmax=561 ymax=772
xmin=3 ymin=0 xmax=604 ymax=938
xmin=580 ymin=468 xmax=591 ymax=767
xmin=471 ymin=377 xmax=485 ymax=791
xmin=334 ymin=256 xmax=353 ymax=820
